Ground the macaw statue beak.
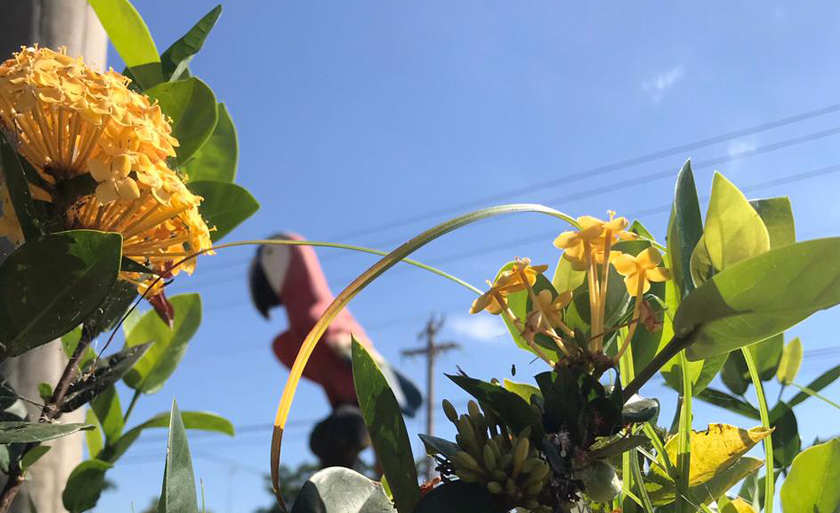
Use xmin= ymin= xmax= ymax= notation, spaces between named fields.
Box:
xmin=248 ymin=254 xmax=283 ymax=318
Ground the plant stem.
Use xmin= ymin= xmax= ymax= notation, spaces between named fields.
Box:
xmin=742 ymin=348 xmax=774 ymax=513
xmin=675 ymin=351 xmax=693 ymax=513
xmin=124 ymin=389 xmax=142 ymax=424
xmin=623 ymin=333 xmax=691 ymax=400
xmin=0 ymin=328 xmax=94 ymax=513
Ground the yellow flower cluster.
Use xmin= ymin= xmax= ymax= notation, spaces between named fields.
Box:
xmin=0 ymin=46 xmax=212 ymax=289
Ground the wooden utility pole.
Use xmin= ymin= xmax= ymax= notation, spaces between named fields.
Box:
xmin=401 ymin=315 xmax=459 ymax=480
xmin=0 ymin=3 xmax=107 ymax=512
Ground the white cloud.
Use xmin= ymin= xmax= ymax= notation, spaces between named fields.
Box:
xmin=727 ymin=139 xmax=758 ymax=158
xmin=642 ymin=65 xmax=686 ymax=103
xmin=450 ymin=315 xmax=507 ymax=342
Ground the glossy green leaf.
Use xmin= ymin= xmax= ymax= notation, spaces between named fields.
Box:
xmin=702 ymin=172 xmax=770 ymax=273
xmin=20 ymin=445 xmax=50 ymax=471
xmin=161 ymin=5 xmax=222 ymax=81
xmin=88 ymin=0 xmax=163 ymax=89
xmin=91 ymin=386 xmax=124 ymax=444
xmin=123 ymin=294 xmax=202 ymax=394
xmin=414 ymin=480 xmax=503 ymax=513
xmin=0 ymin=421 xmax=92 ymax=443
xmin=781 ymin=438 xmax=840 ymax=513
xmin=145 ymin=78 xmax=217 ymax=165
xmin=290 ymin=467 xmax=396 ymax=513
xmin=85 ymin=409 xmax=104 ymax=458
xmin=675 ymin=238 xmax=840 ymax=360
xmin=83 ymin=279 xmax=138 ymax=338
xmin=769 ymin=402 xmax=800 ymax=468
xmin=131 ymin=410 xmax=235 ymax=436
xmin=0 ymin=134 xmax=40 ymax=240
xmin=552 ymin=255 xmax=585 ymax=294
xmin=62 ymin=459 xmax=112 ymax=513
xmin=183 ymin=103 xmax=238 ymax=182
xmin=158 ymin=401 xmax=199 ymax=513
xmin=449 ymin=373 xmax=544 ymax=444
xmin=789 ymin=363 xmax=840 ymax=408
xmin=776 ymin=337 xmax=803 ymax=386
xmin=418 ymin=434 xmax=460 ymax=459
xmin=502 ymin=379 xmax=542 ymax=403
xmin=188 ymin=181 xmax=258 ymax=241
xmin=695 ymin=388 xmax=760 ymax=420
xmin=61 ymin=342 xmax=152 ymax=412
xmin=647 ymin=456 xmax=762 ymax=506
xmin=666 ymin=159 xmax=703 ymax=300
xmin=722 ymin=334 xmax=784 ymax=394
xmin=750 ymin=197 xmax=795 ymax=248
xmin=0 ymin=230 xmax=122 ymax=358
xmin=351 ymin=338 xmax=419 ymax=513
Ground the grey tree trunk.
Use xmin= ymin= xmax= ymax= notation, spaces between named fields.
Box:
xmin=0 ymin=2 xmax=107 ymax=512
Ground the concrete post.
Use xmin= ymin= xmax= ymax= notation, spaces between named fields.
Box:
xmin=0 ymin=2 xmax=107 ymax=512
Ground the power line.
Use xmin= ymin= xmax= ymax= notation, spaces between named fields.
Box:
xmin=186 ymin=124 xmax=840 ymax=289
xmin=187 ymin=105 xmax=840 ymax=278
xmin=321 ymin=104 xmax=840 ymax=243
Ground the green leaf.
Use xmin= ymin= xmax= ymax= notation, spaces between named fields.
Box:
xmin=781 ymin=438 xmax=840 ymax=513
xmin=769 ymin=402 xmax=800 ymax=468
xmin=123 ymin=294 xmax=202 ymax=394
xmin=290 ymin=467 xmax=396 ymax=513
xmin=789 ymin=363 xmax=840 ymax=408
xmin=20 ymin=445 xmax=50 ymax=471
xmin=87 ymin=0 xmax=163 ymax=89
xmin=750 ymin=197 xmax=796 ymax=248
xmin=84 ymin=409 xmax=104 ymax=459
xmin=414 ymin=480 xmax=504 ymax=513
xmin=449 ymin=373 xmax=544 ymax=444
xmin=158 ymin=401 xmax=199 ymax=513
xmin=418 ymin=434 xmax=460 ymax=459
xmin=351 ymin=338 xmax=419 ymax=513
xmin=0 ymin=421 xmax=92 ymax=443
xmin=91 ymin=386 xmax=124 ymax=444
xmin=776 ymin=337 xmax=803 ymax=386
xmin=131 ymin=410 xmax=235 ymax=436
xmin=61 ymin=342 xmax=152 ymax=412
xmin=145 ymin=78 xmax=217 ymax=165
xmin=62 ymin=459 xmax=113 ymax=513
xmin=0 ymin=230 xmax=122 ymax=357
xmin=552 ymin=255 xmax=585 ymax=294
xmin=702 ymin=172 xmax=770 ymax=273
xmin=721 ymin=334 xmax=784 ymax=394
xmin=502 ymin=379 xmax=542 ymax=403
xmin=647 ymin=456 xmax=763 ymax=506
xmin=667 ymin=159 xmax=703 ymax=300
xmin=84 ymin=279 xmax=138 ymax=338
xmin=0 ymin=134 xmax=40 ymax=240
xmin=695 ymin=388 xmax=760 ymax=420
xmin=183 ymin=103 xmax=238 ymax=182
xmin=187 ymin=181 xmax=258 ymax=242
xmin=160 ymin=5 xmax=222 ymax=81
xmin=675 ymin=238 xmax=840 ymax=361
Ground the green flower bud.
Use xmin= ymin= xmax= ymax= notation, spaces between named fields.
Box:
xmin=505 ymin=477 xmax=517 ymax=497
xmin=492 ymin=469 xmax=507 ymax=482
xmin=498 ymin=453 xmax=513 ymax=470
xmin=579 ymin=460 xmax=622 ymax=503
xmin=487 ymin=481 xmax=503 ymax=495
xmin=483 ymin=444 xmax=497 ymax=471
xmin=452 ymin=451 xmax=482 ymax=473
xmin=468 ymin=400 xmax=481 ymax=419
xmin=442 ymin=399 xmax=458 ymax=424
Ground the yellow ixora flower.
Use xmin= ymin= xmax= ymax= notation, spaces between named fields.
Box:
xmin=553 ymin=213 xmax=634 ymax=270
xmin=612 ymin=247 xmax=671 ymax=297
xmin=533 ymin=289 xmax=573 ymax=329
xmin=470 ymin=258 xmax=548 ymax=315
xmin=0 ymin=46 xmax=212 ymax=292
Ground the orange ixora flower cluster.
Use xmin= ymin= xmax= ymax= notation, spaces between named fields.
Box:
xmin=470 ymin=212 xmax=672 ymax=365
xmin=0 ymin=46 xmax=212 ymax=290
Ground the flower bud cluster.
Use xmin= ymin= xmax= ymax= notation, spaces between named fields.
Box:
xmin=442 ymin=399 xmax=552 ymax=512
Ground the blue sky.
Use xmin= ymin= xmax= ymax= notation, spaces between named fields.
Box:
xmin=90 ymin=2 xmax=839 ymax=512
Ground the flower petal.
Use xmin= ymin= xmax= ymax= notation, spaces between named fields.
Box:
xmin=645 ymin=266 xmax=672 ymax=283
xmin=612 ymin=253 xmax=638 ymax=276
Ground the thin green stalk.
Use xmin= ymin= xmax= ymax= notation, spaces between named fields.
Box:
xmin=675 ymin=351 xmax=693 ymax=513
xmin=123 ymin=389 xmax=141 ymax=424
xmin=631 ymin=450 xmax=655 ymax=513
xmin=618 ymin=329 xmax=637 ymax=507
xmin=642 ymin=422 xmax=674 ymax=474
xmin=742 ymin=348 xmax=773 ymax=513
xmin=790 ymin=382 xmax=840 ymax=410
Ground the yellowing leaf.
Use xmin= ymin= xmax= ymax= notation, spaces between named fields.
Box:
xmin=647 ymin=456 xmax=763 ymax=506
xmin=721 ymin=497 xmax=759 ymax=513
xmin=659 ymin=424 xmax=771 ymax=486
xmin=776 ymin=337 xmax=803 ymax=386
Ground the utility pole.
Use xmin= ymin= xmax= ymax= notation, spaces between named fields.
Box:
xmin=0 ymin=3 xmax=106 ymax=513
xmin=401 ymin=314 xmax=459 ymax=480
